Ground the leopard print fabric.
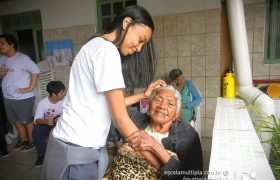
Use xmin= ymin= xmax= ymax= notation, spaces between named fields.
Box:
xmin=104 ymin=143 xmax=161 ymax=180
xmin=104 ymin=144 xmax=178 ymax=180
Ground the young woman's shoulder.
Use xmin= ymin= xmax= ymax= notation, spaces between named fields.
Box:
xmin=84 ymin=37 xmax=117 ymax=52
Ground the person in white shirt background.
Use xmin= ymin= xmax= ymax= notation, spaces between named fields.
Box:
xmin=0 ymin=34 xmax=40 ymax=153
xmin=32 ymin=80 xmax=65 ymax=168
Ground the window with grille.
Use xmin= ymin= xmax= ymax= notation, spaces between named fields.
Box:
xmin=263 ymin=0 xmax=280 ymax=64
xmin=97 ymin=0 xmax=137 ymax=32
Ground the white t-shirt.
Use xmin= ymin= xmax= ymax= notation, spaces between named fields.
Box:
xmin=146 ymin=125 xmax=169 ymax=145
xmin=52 ymin=37 xmax=125 ymax=148
xmin=0 ymin=52 xmax=40 ymax=100
xmin=34 ymin=96 xmax=64 ymax=123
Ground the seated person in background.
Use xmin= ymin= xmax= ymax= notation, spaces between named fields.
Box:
xmin=32 ymin=81 xmax=65 ymax=168
xmin=105 ymin=85 xmax=203 ymax=180
xmin=169 ymin=68 xmax=202 ymax=124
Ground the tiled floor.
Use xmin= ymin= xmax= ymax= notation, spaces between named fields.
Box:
xmin=0 ymin=137 xmax=212 ymax=180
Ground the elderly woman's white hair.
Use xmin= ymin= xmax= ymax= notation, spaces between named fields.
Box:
xmin=149 ymin=85 xmax=181 ymax=114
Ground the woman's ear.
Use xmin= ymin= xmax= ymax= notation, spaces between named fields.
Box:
xmin=122 ymin=17 xmax=132 ymax=31
xmin=174 ymin=112 xmax=180 ymax=121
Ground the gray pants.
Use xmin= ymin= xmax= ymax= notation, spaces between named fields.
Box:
xmin=41 ymin=133 xmax=108 ymax=180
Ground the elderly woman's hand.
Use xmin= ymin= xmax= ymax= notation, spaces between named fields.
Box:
xmin=127 ymin=130 xmax=158 ymax=152
xmin=128 ymin=130 xmax=172 ymax=164
xmin=144 ymin=79 xmax=166 ymax=98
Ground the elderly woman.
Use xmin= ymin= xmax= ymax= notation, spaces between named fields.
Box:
xmin=105 ymin=86 xmax=203 ymax=179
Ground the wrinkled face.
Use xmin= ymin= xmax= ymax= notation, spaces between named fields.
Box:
xmin=0 ymin=38 xmax=13 ymax=55
xmin=119 ymin=21 xmax=152 ymax=56
xmin=149 ymin=89 xmax=178 ymax=125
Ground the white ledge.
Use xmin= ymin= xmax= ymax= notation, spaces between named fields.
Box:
xmin=208 ymin=97 xmax=275 ymax=180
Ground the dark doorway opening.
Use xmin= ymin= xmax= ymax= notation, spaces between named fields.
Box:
xmin=17 ymin=29 xmax=36 ymax=62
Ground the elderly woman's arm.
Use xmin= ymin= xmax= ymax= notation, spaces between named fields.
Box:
xmin=185 ymin=80 xmax=202 ymax=109
xmin=128 ymin=130 xmax=171 ymax=164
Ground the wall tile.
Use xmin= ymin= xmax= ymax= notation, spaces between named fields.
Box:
xmin=247 ymin=30 xmax=253 ymax=53
xmin=42 ymin=30 xmax=50 ymax=41
xmin=164 ymin=15 xmax=177 ymax=37
xmin=254 ymin=4 xmax=265 ymax=29
xmin=253 ymin=28 xmax=264 ymax=53
xmin=191 ymin=11 xmax=206 ymax=34
xmin=206 ymin=55 xmax=220 ymax=76
xmin=206 ymin=33 xmax=220 ymax=55
xmin=164 ymin=37 xmax=177 ymax=57
xmin=270 ymin=64 xmax=280 ymax=76
xmin=205 ymin=9 xmax=221 ymax=33
xmin=178 ymin=56 xmax=191 ymax=77
xmin=205 ymin=97 xmax=217 ymax=118
xmin=253 ymin=76 xmax=270 ymax=80
xmin=67 ymin=27 xmax=79 ymax=44
xmin=153 ymin=38 xmax=165 ymax=58
xmin=201 ymin=117 xmax=206 ymax=137
xmin=48 ymin=29 xmax=57 ymax=39
xmin=192 ymin=76 xmax=206 ymax=98
xmin=270 ymin=75 xmax=280 ymax=79
xmin=192 ymin=56 xmax=206 ymax=76
xmin=177 ymin=35 xmax=191 ymax=57
xmin=154 ymin=58 xmax=165 ymax=79
xmin=153 ymin=16 xmax=164 ymax=38
xmin=205 ymin=117 xmax=214 ymax=137
xmin=201 ymin=135 xmax=212 ymax=152
xmin=73 ymin=44 xmax=83 ymax=55
xmin=200 ymin=99 xmax=206 ymax=118
xmin=191 ymin=34 xmax=206 ymax=56
xmin=76 ymin=25 xmax=90 ymax=45
xmin=176 ymin=12 xmax=191 ymax=35
xmin=206 ymin=77 xmax=221 ymax=97
xmin=249 ymin=53 xmax=253 ymax=73
xmin=164 ymin=57 xmax=178 ymax=76
xmin=252 ymin=53 xmax=269 ymax=76
xmin=53 ymin=28 xmax=65 ymax=40
xmin=244 ymin=4 xmax=255 ymax=30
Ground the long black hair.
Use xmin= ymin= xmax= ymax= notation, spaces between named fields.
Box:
xmin=102 ymin=5 xmax=156 ymax=88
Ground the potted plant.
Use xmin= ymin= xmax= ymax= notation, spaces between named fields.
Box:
xmin=251 ymin=108 xmax=280 ymax=179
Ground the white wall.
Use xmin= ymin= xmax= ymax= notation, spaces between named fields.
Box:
xmin=139 ymin=0 xmax=221 ymax=16
xmin=0 ymin=0 xmax=96 ymax=30
xmin=0 ymin=0 xmax=222 ymax=30
xmin=0 ymin=0 xmax=264 ymax=30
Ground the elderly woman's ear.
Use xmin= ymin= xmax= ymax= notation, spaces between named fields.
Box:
xmin=173 ymin=112 xmax=180 ymax=122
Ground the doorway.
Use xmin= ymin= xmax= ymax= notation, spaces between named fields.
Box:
xmin=17 ymin=29 xmax=36 ymax=62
